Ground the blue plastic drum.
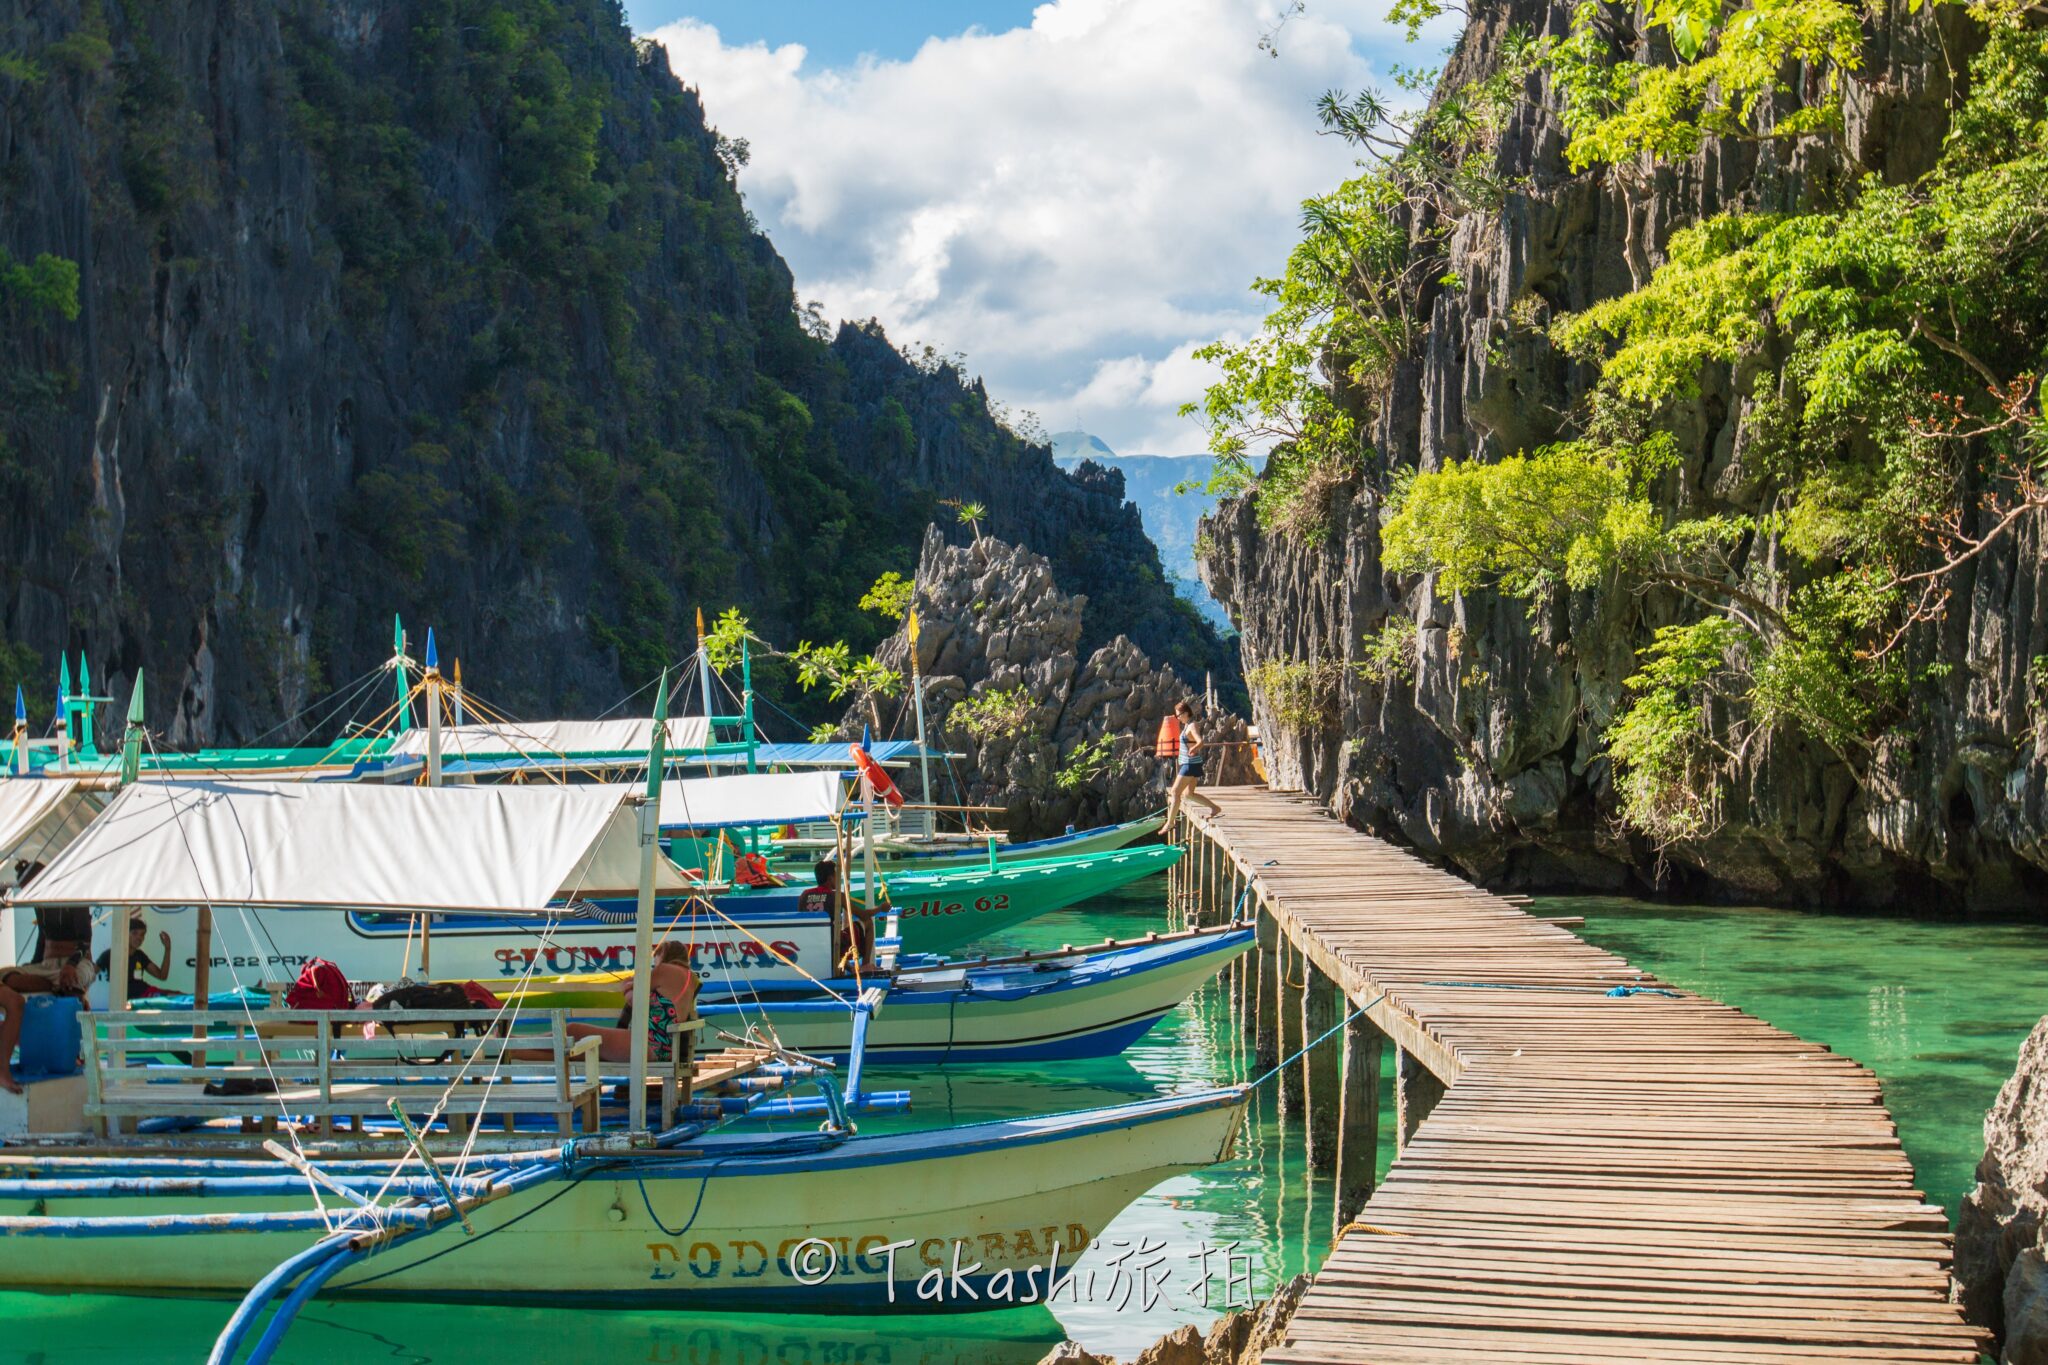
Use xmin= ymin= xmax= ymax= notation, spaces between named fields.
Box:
xmin=15 ymin=994 xmax=83 ymax=1080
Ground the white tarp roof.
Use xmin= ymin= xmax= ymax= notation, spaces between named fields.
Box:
xmin=656 ymin=771 xmax=845 ymax=830
xmin=384 ymin=716 xmax=712 ymax=760
xmin=0 ymin=778 xmax=109 ymax=887
xmin=15 ymin=779 xmax=691 ymax=912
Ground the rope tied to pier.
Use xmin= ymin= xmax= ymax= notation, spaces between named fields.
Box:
xmin=1247 ymin=991 xmax=1389 ymax=1092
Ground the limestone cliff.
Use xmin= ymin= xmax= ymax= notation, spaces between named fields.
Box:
xmin=1197 ymin=0 xmax=2045 ymax=910
xmin=1957 ymin=1016 xmax=2048 ymax=1359
xmin=0 ymin=0 xmax=1230 ymax=741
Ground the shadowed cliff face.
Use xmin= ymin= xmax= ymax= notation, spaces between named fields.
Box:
xmin=0 ymin=0 xmax=1231 ymax=741
xmin=1199 ymin=0 xmax=2048 ymax=911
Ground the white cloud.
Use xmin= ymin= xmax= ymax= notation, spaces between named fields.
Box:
xmin=647 ymin=1 xmax=1446 ymax=454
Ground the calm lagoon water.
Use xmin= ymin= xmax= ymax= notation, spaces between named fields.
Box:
xmin=2 ymin=886 xmax=2041 ymax=1362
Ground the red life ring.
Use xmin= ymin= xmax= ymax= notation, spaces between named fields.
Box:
xmin=849 ymin=745 xmax=906 ymax=808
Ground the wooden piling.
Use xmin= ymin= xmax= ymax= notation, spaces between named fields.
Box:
xmin=1252 ymin=908 xmax=1278 ymax=1069
xmin=1394 ymin=1043 xmax=1446 ymax=1153
xmin=1301 ymin=966 xmax=1341 ymax=1170
xmin=1333 ymin=1008 xmax=1383 ymax=1232
xmin=1276 ymin=934 xmax=1304 ymax=1114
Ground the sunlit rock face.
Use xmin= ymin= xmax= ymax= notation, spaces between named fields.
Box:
xmin=1958 ymin=1016 xmax=2048 ymax=1359
xmin=835 ymin=527 xmax=1252 ymax=839
xmin=1197 ymin=0 xmax=2045 ymax=911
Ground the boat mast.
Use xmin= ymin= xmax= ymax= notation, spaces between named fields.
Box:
xmin=54 ymin=658 xmax=70 ymax=773
xmin=110 ymin=671 xmax=145 ymax=1021
xmin=627 ymin=669 xmax=671 ymax=1134
xmin=908 ymin=608 xmax=932 ymax=812
xmin=695 ymin=608 xmax=715 ymax=776
xmin=423 ymin=628 xmax=443 ymax=789
xmin=391 ymin=614 xmax=414 ymax=731
xmin=76 ymin=653 xmax=94 ymax=755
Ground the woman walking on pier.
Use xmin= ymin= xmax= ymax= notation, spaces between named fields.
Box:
xmin=1167 ymin=699 xmax=1222 ymax=826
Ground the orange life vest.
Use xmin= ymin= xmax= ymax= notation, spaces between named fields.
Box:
xmin=1154 ymin=714 xmax=1182 ymax=759
xmin=849 ymin=744 xmax=906 ymax=808
xmin=734 ymin=852 xmax=777 ymax=887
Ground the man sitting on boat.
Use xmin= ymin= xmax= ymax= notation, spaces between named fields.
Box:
xmin=798 ymin=859 xmax=883 ymax=972
xmin=0 ymin=862 xmax=95 ymax=1094
xmin=1 ymin=862 xmax=94 ymax=997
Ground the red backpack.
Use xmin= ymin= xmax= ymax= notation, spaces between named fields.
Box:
xmin=284 ymin=958 xmax=354 ymax=1011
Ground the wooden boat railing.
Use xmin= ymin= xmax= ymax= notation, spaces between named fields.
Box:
xmin=84 ymin=1007 xmax=604 ymax=1139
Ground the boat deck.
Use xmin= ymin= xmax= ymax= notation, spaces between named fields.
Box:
xmin=1185 ymin=787 xmax=1985 ymax=1364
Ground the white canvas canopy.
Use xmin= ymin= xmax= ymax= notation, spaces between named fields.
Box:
xmin=16 ymin=779 xmax=693 ymax=912
xmin=0 ymin=778 xmax=109 ymax=887
xmin=384 ymin=716 xmax=712 ymax=760
xmin=655 ymin=771 xmax=845 ymax=830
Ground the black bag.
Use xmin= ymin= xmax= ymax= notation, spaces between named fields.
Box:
xmin=374 ymin=981 xmax=484 ymax=1064
xmin=374 ymin=982 xmax=475 ymax=1014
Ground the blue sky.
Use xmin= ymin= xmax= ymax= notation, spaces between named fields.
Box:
xmin=625 ymin=2 xmax=1048 ymax=67
xmin=639 ymin=2 xmax=1447 ymax=454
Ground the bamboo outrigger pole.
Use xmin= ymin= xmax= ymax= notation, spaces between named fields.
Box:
xmin=627 ymin=668 xmax=671 ymax=1134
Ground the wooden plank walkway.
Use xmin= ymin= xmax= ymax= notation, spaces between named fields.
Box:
xmin=1183 ymin=787 xmax=1984 ymax=1364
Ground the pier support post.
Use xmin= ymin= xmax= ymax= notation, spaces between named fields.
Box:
xmin=1302 ymin=967 xmax=1341 ymax=1170
xmin=1252 ymin=909 xmax=1278 ymax=1068
xmin=1335 ymin=1008 xmax=1385 ymax=1231
xmin=1395 ymin=1046 xmax=1446 ymax=1152
xmin=1277 ymin=935 xmax=1305 ymax=1115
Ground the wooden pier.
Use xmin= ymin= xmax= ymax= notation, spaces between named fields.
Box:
xmin=1172 ymin=787 xmax=1985 ymax=1364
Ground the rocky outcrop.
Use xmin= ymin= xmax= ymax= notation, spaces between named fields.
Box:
xmin=0 ymin=0 xmax=1229 ymax=741
xmin=1196 ymin=0 xmax=2046 ymax=910
xmin=1957 ymin=1017 xmax=2048 ymax=1359
xmin=845 ymin=527 xmax=1251 ymax=838
xmin=1032 ymin=1273 xmax=1312 ymax=1365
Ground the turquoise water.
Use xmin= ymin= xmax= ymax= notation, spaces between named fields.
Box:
xmin=0 ymin=887 xmax=2040 ymax=1361
xmin=1559 ymin=895 xmax=2048 ymax=1214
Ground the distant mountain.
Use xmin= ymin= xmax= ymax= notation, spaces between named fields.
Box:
xmin=1051 ymin=431 xmax=1230 ymax=634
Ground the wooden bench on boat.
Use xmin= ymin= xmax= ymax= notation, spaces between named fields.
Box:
xmin=85 ymin=1007 xmax=608 ymax=1138
xmin=85 ymin=1008 xmax=783 ymax=1143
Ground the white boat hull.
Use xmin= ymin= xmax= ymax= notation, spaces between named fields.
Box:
xmin=0 ymin=1091 xmax=1245 ymax=1310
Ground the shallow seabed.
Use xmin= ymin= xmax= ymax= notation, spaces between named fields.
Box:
xmin=2 ymin=887 xmax=2041 ymax=1361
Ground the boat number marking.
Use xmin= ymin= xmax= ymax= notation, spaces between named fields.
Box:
xmin=904 ymin=894 xmax=1010 ymax=918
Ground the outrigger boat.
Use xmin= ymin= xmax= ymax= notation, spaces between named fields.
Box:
xmin=0 ymin=684 xmax=1246 ymax=1354
xmin=510 ymin=923 xmax=1254 ymax=1065
xmin=769 ymin=809 xmax=1167 ymax=872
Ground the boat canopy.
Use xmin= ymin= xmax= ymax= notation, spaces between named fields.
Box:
xmin=654 ymin=771 xmax=845 ymax=831
xmin=0 ymin=777 xmax=110 ymax=887
xmin=14 ymin=779 xmax=693 ymax=913
xmin=384 ymin=716 xmax=712 ymax=761
xmin=748 ymin=740 xmax=949 ymax=768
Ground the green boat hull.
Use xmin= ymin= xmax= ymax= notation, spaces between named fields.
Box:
xmin=862 ymin=843 xmax=1183 ymax=955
